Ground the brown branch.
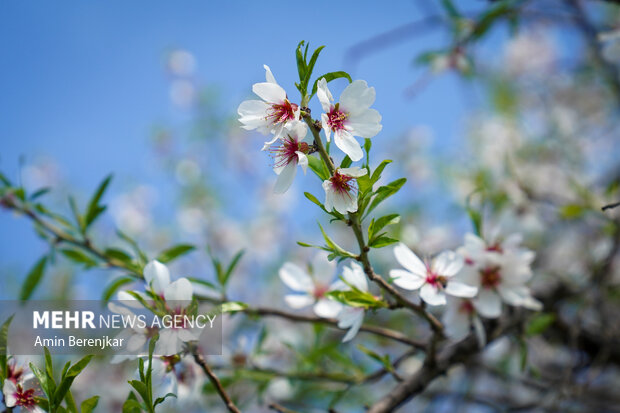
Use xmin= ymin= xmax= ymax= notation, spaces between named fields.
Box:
xmin=602 ymin=201 xmax=620 ymax=211
xmin=191 ymin=346 xmax=241 ymax=413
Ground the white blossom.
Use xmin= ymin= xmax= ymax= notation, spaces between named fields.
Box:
xmin=317 ymin=78 xmax=382 ymax=161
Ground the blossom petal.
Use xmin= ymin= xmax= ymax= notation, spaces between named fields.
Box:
xmin=311 ymin=252 xmax=336 ymax=285
xmin=347 ymin=108 xmax=382 ymax=139
xmin=343 ymin=262 xmax=368 ymax=292
xmin=474 ymin=289 xmax=502 ymax=318
xmin=445 ymin=280 xmax=478 ymax=298
xmin=313 ymin=299 xmax=343 ymax=318
xmin=393 ymin=243 xmax=427 ymax=278
xmin=420 ymin=284 xmax=446 ymax=306
xmin=339 ymin=166 xmax=367 ymax=178
xmin=284 ymin=294 xmax=314 ymax=309
xmin=340 ymin=80 xmax=375 ymax=114
xmin=279 ymin=262 xmax=314 ymax=293
xmin=322 ymin=180 xmax=334 ymax=212
xmin=334 ymin=129 xmax=363 ymax=161
xmin=144 ymin=260 xmax=170 ymax=295
xmin=237 ymin=99 xmax=271 ymax=131
xmin=390 ymin=269 xmax=425 ymax=291
xmin=263 ymin=64 xmax=277 ymax=84
xmin=164 ymin=277 xmax=193 ymax=302
xmin=433 ymin=251 xmax=463 ymax=277
xmin=3 ymin=380 xmax=17 ymax=407
xmin=273 ymin=161 xmax=297 ymax=194
xmin=252 ymin=82 xmax=286 ymax=103
xmin=316 ymin=78 xmax=333 ymax=112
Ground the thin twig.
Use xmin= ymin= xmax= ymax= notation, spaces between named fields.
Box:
xmin=191 ymin=346 xmax=241 ymax=413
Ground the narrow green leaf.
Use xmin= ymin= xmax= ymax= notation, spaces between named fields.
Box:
xmin=340 ymin=156 xmax=352 ymax=169
xmin=307 ymin=155 xmax=329 ymax=181
xmin=84 ymin=174 xmax=112 ymax=229
xmin=0 ymin=315 xmax=14 ymax=381
xmin=61 ymin=249 xmax=98 ymax=268
xmin=102 ymin=276 xmax=136 ymax=302
xmin=81 ymin=395 xmax=100 ymax=413
xmin=365 ymin=178 xmax=407 ymax=217
xmin=222 ymin=250 xmax=245 ymax=286
xmin=310 ymin=71 xmax=353 ymax=98
xmin=525 ymin=313 xmax=555 ymax=337
xmin=156 ymin=244 xmax=195 ymax=263
xmin=370 ymin=160 xmax=392 ymax=184
xmin=369 ymin=236 xmax=399 ymax=249
xmin=20 ymin=256 xmax=48 ymax=301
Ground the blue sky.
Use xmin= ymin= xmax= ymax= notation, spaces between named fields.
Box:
xmin=0 ymin=0 xmax=489 ymax=291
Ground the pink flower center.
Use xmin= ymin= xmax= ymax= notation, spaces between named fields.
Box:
xmin=265 ymin=99 xmax=298 ymax=125
xmin=14 ymin=385 xmax=37 ymax=408
xmin=480 ymin=266 xmax=501 ymax=288
xmin=326 ymin=104 xmax=348 ymax=131
xmin=486 ymin=243 xmax=503 ymax=253
xmin=329 ymin=171 xmax=356 ymax=197
xmin=270 ymin=137 xmax=310 ymax=169
xmin=313 ymin=284 xmax=329 ymax=299
xmin=425 ymin=263 xmax=447 ymax=287
xmin=459 ymin=300 xmax=475 ymax=314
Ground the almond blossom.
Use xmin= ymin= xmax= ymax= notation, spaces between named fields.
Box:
xmin=269 ymin=121 xmax=311 ymax=194
xmin=2 ymin=367 xmax=44 ymax=413
xmin=322 ymin=167 xmax=367 ymax=214
xmin=336 ymin=262 xmax=368 ymax=342
xmin=390 ymin=243 xmax=478 ymax=306
xmin=443 ymin=296 xmax=486 ymax=345
xmin=279 ymin=252 xmax=343 ymax=318
xmin=115 ymin=260 xmax=197 ymax=356
xmin=454 ymin=233 xmax=542 ymax=318
xmin=237 ymin=65 xmax=300 ymax=150
xmin=316 ymin=78 xmax=382 ymax=161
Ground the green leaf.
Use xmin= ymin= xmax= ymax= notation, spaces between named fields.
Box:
xmin=186 ymin=277 xmax=217 ymax=292
xmin=559 ymin=204 xmax=585 ymax=220
xmin=153 ymin=393 xmax=177 ymax=408
xmin=44 ymin=347 xmax=54 ymax=382
xmin=128 ymin=381 xmax=149 ymax=407
xmin=30 ymin=362 xmax=52 ymax=399
xmin=81 ymin=395 xmax=100 ymax=413
xmin=0 ymin=171 xmax=11 ymax=186
xmin=304 ymin=192 xmax=327 ymax=212
xmin=84 ymin=174 xmax=112 ymax=229
xmin=20 ymin=256 xmax=48 ymax=301
xmin=156 ymin=244 xmax=195 ymax=263
xmin=319 ymin=223 xmax=357 ymax=261
xmin=221 ymin=301 xmax=248 ymax=313
xmin=54 ymin=355 xmax=93 ymax=406
xmin=0 ymin=315 xmax=14 ymax=381
xmin=117 ymin=230 xmax=148 ymax=265
xmin=340 ymin=156 xmax=352 ymax=169
xmin=307 ymin=155 xmax=329 ymax=181
xmin=102 ymin=276 xmax=136 ymax=302
xmin=525 ymin=313 xmax=555 ymax=337
xmin=365 ymin=178 xmax=407 ymax=218
xmin=441 ymin=0 xmax=461 ymax=18
xmin=64 ymin=389 xmax=78 ymax=413
xmin=370 ymin=160 xmax=392 ymax=185
xmin=61 ymin=249 xmax=98 ymax=268
xmin=122 ymin=398 xmax=143 ymax=413
xmin=30 ymin=187 xmax=51 ymax=200
xmin=310 ymin=71 xmax=353 ymax=98
xmin=368 ymin=213 xmax=400 ymax=241
xmin=295 ymin=41 xmax=307 ymax=92
xmin=69 ymin=196 xmax=84 ymax=232
xmin=369 ymin=236 xmax=399 ymax=249
xmin=301 ymin=45 xmax=325 ymax=94
xmin=222 ymin=250 xmax=245 ymax=286
xmin=104 ymin=248 xmax=134 ymax=264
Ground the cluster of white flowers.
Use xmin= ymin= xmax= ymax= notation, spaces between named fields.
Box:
xmin=391 ymin=233 xmax=541 ymax=343
xmin=112 ymin=260 xmax=197 ymax=359
xmin=238 ymin=65 xmax=382 ymax=213
xmin=280 ymin=232 xmax=540 ymax=344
